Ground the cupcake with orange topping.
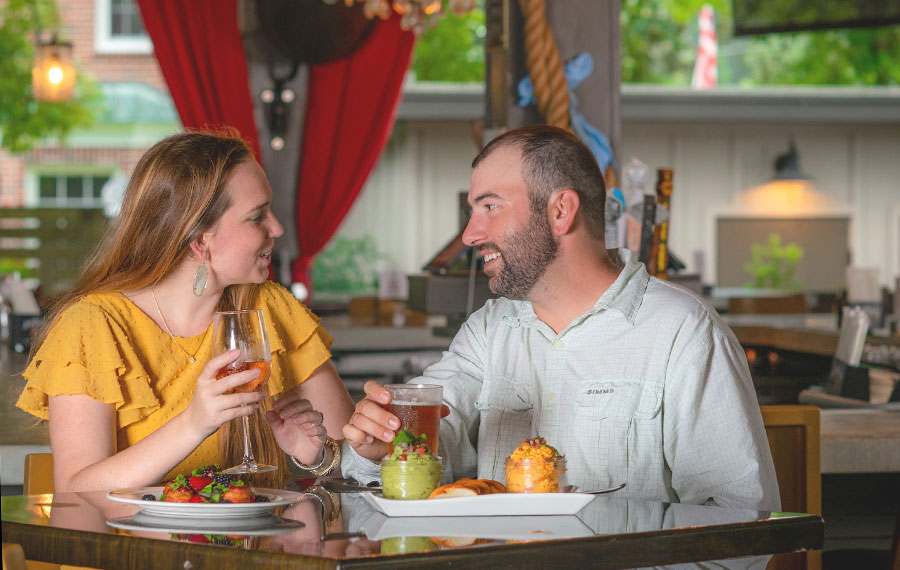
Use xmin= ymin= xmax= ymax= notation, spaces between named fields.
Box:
xmin=504 ymin=437 xmax=566 ymax=493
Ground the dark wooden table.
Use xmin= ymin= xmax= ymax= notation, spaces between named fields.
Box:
xmin=2 ymin=486 xmax=823 ymax=570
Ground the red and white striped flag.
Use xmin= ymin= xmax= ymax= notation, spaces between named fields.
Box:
xmin=692 ymin=5 xmax=718 ymax=89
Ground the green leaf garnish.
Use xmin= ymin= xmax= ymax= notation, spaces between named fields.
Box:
xmin=392 ymin=429 xmax=416 ymax=447
xmin=390 ymin=430 xmax=434 ymax=457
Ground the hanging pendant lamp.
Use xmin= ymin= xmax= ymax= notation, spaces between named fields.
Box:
xmin=32 ymin=36 xmax=76 ymax=102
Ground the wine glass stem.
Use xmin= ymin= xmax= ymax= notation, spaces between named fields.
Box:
xmin=241 ymin=415 xmax=256 ymax=465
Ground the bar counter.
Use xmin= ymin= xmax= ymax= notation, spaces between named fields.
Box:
xmin=725 ymin=313 xmax=900 ymax=357
xmin=2 ymin=484 xmax=823 ymax=570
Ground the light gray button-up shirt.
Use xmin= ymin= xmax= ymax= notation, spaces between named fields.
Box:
xmin=342 ymin=249 xmax=780 ymax=511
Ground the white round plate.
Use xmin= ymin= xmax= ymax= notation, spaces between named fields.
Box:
xmin=107 ymin=512 xmax=304 ymax=535
xmin=107 ymin=487 xmax=304 ymax=519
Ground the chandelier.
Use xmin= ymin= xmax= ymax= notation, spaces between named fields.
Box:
xmin=324 ymin=0 xmax=477 ymax=35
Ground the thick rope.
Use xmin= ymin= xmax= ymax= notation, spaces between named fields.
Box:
xmin=517 ymin=0 xmax=571 ymax=131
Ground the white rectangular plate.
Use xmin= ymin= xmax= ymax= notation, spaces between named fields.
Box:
xmin=363 ymin=492 xmax=595 ymax=517
xmin=361 ymin=511 xmax=594 ymax=541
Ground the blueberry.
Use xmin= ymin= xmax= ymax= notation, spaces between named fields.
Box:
xmin=141 ymin=494 xmax=156 ymax=501
xmin=213 ymin=473 xmax=234 ymax=486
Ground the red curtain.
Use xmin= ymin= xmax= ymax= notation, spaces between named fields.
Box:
xmin=135 ymin=0 xmax=261 ymax=161
xmin=293 ymin=13 xmax=415 ymax=289
xmin=137 ymin=1 xmax=413 ymax=290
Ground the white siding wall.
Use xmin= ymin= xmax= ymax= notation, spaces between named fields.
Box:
xmin=331 ymin=89 xmax=900 ymax=288
xmin=620 ymin=122 xmax=900 ymax=286
xmin=336 ymin=121 xmax=480 ymax=274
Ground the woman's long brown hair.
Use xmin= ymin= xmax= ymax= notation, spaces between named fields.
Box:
xmin=33 ymin=130 xmax=286 ymax=483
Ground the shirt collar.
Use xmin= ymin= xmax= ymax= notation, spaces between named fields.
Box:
xmin=500 ymin=248 xmax=649 ymax=329
xmin=591 ymin=248 xmax=649 ymax=325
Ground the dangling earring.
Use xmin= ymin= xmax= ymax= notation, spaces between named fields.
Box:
xmin=193 ymin=262 xmax=208 ymax=297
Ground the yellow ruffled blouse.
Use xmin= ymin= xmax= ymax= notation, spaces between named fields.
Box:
xmin=17 ymin=281 xmax=332 ymax=482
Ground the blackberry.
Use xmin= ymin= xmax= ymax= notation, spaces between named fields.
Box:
xmin=141 ymin=494 xmax=156 ymax=501
xmin=212 ymin=536 xmax=234 ymax=546
xmin=213 ymin=473 xmax=234 ymax=486
xmin=253 ymin=494 xmax=270 ymax=503
xmin=199 ymin=465 xmax=217 ymax=477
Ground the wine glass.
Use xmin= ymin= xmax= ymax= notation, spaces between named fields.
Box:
xmin=211 ymin=309 xmax=275 ymax=474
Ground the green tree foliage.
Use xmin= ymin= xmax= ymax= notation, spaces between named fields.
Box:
xmin=743 ymin=27 xmax=900 ymax=86
xmin=620 ymin=0 xmax=732 ymax=84
xmin=312 ymin=236 xmax=383 ymax=296
xmin=411 ymin=5 xmax=485 ymax=82
xmin=406 ymin=1 xmax=898 ymax=87
xmin=0 ymin=0 xmax=103 ymax=153
xmin=620 ymin=0 xmax=899 ymax=87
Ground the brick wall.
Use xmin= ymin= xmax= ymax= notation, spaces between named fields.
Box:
xmin=2 ymin=0 xmax=173 ymax=206
xmin=61 ymin=0 xmax=167 ymax=91
xmin=0 ymin=150 xmax=27 ymax=207
xmin=26 ymin=146 xmax=148 ymax=172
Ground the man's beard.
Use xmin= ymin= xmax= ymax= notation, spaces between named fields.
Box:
xmin=487 ymin=211 xmax=558 ymax=300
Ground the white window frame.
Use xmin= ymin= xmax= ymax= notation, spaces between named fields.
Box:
xmin=94 ymin=0 xmax=152 ymax=55
xmin=26 ymin=167 xmax=118 ymax=209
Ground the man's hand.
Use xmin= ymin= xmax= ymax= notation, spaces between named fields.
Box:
xmin=341 ymin=381 xmax=398 ymax=461
xmin=342 ymin=381 xmax=449 ymax=462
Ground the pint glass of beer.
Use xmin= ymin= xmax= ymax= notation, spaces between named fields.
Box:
xmin=384 ymin=383 xmax=443 ymax=455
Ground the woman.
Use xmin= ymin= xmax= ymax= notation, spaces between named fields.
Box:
xmin=17 ymin=131 xmax=355 ymax=492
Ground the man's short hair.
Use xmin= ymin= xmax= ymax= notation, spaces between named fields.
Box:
xmin=472 ymin=125 xmax=607 ymax=240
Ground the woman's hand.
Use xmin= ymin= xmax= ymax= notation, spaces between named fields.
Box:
xmin=183 ymin=349 xmax=266 ymax=438
xmin=267 ymin=388 xmax=327 ymax=466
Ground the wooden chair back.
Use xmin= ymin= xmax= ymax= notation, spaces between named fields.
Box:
xmin=728 ymin=294 xmax=808 ymax=315
xmin=23 ymin=453 xmax=54 ymax=495
xmin=761 ymin=405 xmax=822 ymax=570
xmin=2 ymin=543 xmax=27 ymax=570
xmin=21 ymin=455 xmax=76 ymax=570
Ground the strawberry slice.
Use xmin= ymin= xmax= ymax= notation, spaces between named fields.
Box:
xmin=188 ymin=476 xmax=213 ymax=493
xmin=188 ymin=494 xmax=207 ymax=503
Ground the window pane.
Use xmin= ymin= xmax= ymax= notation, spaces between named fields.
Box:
xmin=111 ymin=0 xmax=146 ymax=36
xmin=129 ymin=10 xmax=146 ymax=36
xmin=39 ymin=177 xmax=57 ymax=199
xmin=66 ymin=177 xmax=84 ymax=199
xmin=93 ymin=176 xmax=109 ymax=199
xmin=111 ymin=0 xmax=124 ymax=35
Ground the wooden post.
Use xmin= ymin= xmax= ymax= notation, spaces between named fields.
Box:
xmin=484 ymin=0 xmax=621 ymax=163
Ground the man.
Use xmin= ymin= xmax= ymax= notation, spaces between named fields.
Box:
xmin=342 ymin=126 xmax=780 ymax=510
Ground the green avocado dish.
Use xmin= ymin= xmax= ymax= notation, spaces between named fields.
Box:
xmin=381 ymin=430 xmax=442 ymax=500
xmin=380 ymin=535 xmax=438 ymax=554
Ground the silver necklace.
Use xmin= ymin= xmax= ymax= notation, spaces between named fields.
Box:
xmin=150 ymin=290 xmax=207 ymax=363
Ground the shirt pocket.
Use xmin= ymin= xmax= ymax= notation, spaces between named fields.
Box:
xmin=475 ymin=376 xmax=533 ymax=413
xmin=576 ymin=380 xmax=662 ymax=421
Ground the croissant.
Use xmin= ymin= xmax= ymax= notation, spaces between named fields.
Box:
xmin=428 ymin=478 xmax=507 ymax=499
